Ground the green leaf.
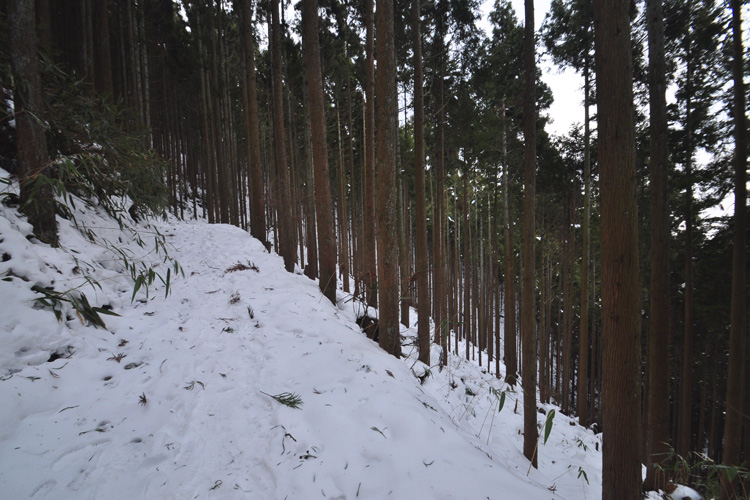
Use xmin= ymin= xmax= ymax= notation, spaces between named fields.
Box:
xmin=131 ymin=275 xmax=143 ymax=302
xmin=94 ymin=307 xmax=120 ymax=317
xmin=164 ymin=268 xmax=171 ymax=298
xmin=577 ymin=467 xmax=589 ymax=484
xmin=543 ymin=409 xmax=555 ymax=445
xmin=498 ymin=391 xmax=506 ymax=413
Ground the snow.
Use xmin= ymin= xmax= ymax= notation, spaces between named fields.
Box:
xmin=0 ymin=170 xmax=702 ymax=499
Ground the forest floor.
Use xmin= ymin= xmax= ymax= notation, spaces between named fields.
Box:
xmin=0 ymin=168 xmax=701 ymax=499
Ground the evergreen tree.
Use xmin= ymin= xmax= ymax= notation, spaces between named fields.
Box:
xmin=8 ymin=0 xmax=58 ymax=246
xmin=412 ymin=0 xmax=430 ymax=364
xmin=541 ymin=0 xmax=594 ymax=427
xmin=520 ymin=0 xmax=538 ymax=468
xmin=594 ymin=0 xmax=643 ymax=496
xmin=270 ymin=0 xmax=297 ymax=272
xmin=721 ymin=0 xmax=747 ymax=495
xmin=643 ymin=0 xmax=671 ymax=492
xmin=301 ymin=0 xmax=337 ymax=304
xmin=376 ymin=0 xmax=401 ymax=357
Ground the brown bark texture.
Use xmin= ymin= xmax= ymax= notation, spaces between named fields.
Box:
xmin=9 ymin=0 xmax=58 ymax=246
xmin=363 ymin=0 xmax=377 ymax=309
xmin=577 ymin=63 xmax=591 ymax=427
xmin=237 ymin=0 xmax=268 ymax=250
xmin=411 ymin=0 xmax=430 ymax=365
xmin=271 ymin=0 xmax=296 ymax=272
xmin=521 ymin=0 xmax=538 ymax=469
xmin=301 ymin=0 xmax=337 ymax=304
xmin=594 ymin=0 xmax=643 ymax=496
xmin=721 ymin=1 xmax=747 ymax=497
xmin=375 ymin=0 xmax=400 ymax=358
xmin=502 ymin=99 xmax=517 ymax=387
xmin=644 ymin=0 xmax=671 ymax=492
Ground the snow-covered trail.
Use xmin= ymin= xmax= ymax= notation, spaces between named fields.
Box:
xmin=3 ymin=212 xmax=572 ymax=499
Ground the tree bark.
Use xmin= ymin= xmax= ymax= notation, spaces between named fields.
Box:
xmin=721 ymin=1 xmax=747 ymax=497
xmin=301 ymin=79 xmax=319 ymax=279
xmin=521 ymin=0 xmax=538 ymax=469
xmin=237 ymin=0 xmax=268 ymax=249
xmin=644 ymin=0 xmax=671 ymax=491
xmin=501 ymin=99 xmax=517 ymax=386
xmin=363 ymin=0 xmax=377 ymax=309
xmin=375 ymin=0 xmax=400 ymax=357
xmin=93 ymin=0 xmax=113 ymax=97
xmin=577 ymin=58 xmax=591 ymax=427
xmin=562 ymin=197 xmax=573 ymax=414
xmin=271 ymin=0 xmax=296 ymax=272
xmin=9 ymin=0 xmax=58 ymax=246
xmin=336 ymin=101 xmax=350 ymax=293
xmin=593 ymin=0 xmax=643 ymax=496
xmin=301 ymin=0 xmax=337 ymax=303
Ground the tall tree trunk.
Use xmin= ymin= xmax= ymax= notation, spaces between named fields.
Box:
xmin=363 ymin=0 xmax=377 ymax=309
xmin=237 ymin=0 xmax=268 ymax=248
xmin=93 ymin=0 xmax=113 ymax=97
xmin=9 ymin=0 xmax=58 ymax=246
xmin=521 ymin=0 xmax=538 ymax=469
xmin=433 ymin=11 xmax=446 ymax=364
xmin=301 ymin=0 xmax=336 ymax=303
xmin=336 ymin=102 xmax=351 ymax=293
xmin=577 ymin=59 xmax=591 ymax=427
xmin=593 ymin=0 xmax=643 ymax=496
xmin=644 ymin=0 xmax=671 ymax=491
xmin=208 ymin=3 xmax=228 ymax=222
xmin=502 ymin=99 xmax=517 ymax=386
xmin=399 ymin=175 xmax=410 ymax=327
xmin=464 ymin=173 xmax=471 ymax=362
xmin=375 ymin=0 xmax=400 ymax=357
xmin=271 ymin=0 xmax=296 ymax=272
xmin=301 ymin=80 xmax=319 ymax=279
xmin=722 ymin=1 xmax=747 ymax=496
xmin=562 ymin=197 xmax=573 ymax=414
xmin=683 ymin=46 xmax=697 ymax=476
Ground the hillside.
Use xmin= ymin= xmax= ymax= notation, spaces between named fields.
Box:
xmin=0 ymin=173 xmax=698 ymax=499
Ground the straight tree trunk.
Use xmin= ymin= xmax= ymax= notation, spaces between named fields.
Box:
xmin=593 ymin=0 xmax=643 ymax=496
xmin=375 ymin=0 xmax=400 ymax=357
xmin=93 ymin=0 xmax=113 ymax=97
xmin=464 ymin=173 xmax=471 ymax=362
xmin=562 ymin=198 xmax=573 ymax=414
xmin=271 ymin=0 xmax=296 ymax=272
xmin=721 ymin=1 xmax=747 ymax=496
xmin=301 ymin=0 xmax=337 ymax=303
xmin=336 ymin=102 xmax=350 ymax=293
xmin=521 ymin=0 xmax=538 ymax=469
xmin=9 ymin=0 xmax=58 ymax=246
xmin=502 ymin=99 xmax=517 ymax=386
xmin=644 ymin=0 xmax=671 ymax=491
xmin=577 ymin=60 xmax=591 ymax=427
xmin=237 ymin=0 xmax=268 ymax=248
xmin=301 ymin=82 xmax=319 ymax=279
xmin=208 ymin=4 xmax=228 ymax=222
xmin=399 ymin=175 xmax=411 ymax=327
xmin=433 ymin=13 xmax=447 ymax=363
xmin=363 ymin=0 xmax=377 ymax=309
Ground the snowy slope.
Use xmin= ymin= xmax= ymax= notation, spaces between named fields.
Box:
xmin=0 ymin=175 xmax=698 ymax=500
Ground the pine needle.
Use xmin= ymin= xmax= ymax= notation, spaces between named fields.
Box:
xmin=261 ymin=391 xmax=303 ymax=409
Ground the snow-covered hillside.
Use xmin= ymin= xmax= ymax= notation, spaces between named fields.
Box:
xmin=0 ymin=174 xmax=699 ymax=499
